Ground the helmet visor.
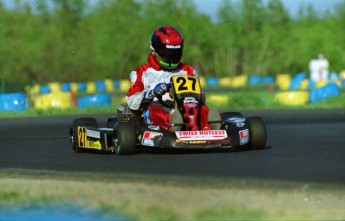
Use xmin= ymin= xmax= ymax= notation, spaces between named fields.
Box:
xmin=156 ymin=45 xmax=183 ymax=64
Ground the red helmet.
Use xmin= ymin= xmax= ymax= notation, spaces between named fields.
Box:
xmin=150 ymin=26 xmax=184 ymax=69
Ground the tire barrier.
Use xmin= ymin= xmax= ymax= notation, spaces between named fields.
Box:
xmin=231 ymin=75 xmax=247 ymax=88
xmin=32 ymin=76 xmax=282 ymax=95
xmin=86 ymin=82 xmax=96 ymax=94
xmin=262 ymin=76 xmax=275 ymax=84
xmin=77 ymin=93 xmax=112 ymax=108
xmin=276 ymin=74 xmax=291 ymax=90
xmin=25 ymin=72 xmax=345 ymax=97
xmin=249 ymin=75 xmax=275 ymax=85
xmin=19 ymin=74 xmax=343 ymax=111
xmin=340 ymin=70 xmax=345 ymax=81
xmin=34 ymin=92 xmax=72 ymax=110
xmin=218 ymin=75 xmax=248 ymax=88
xmin=113 ymin=80 xmax=120 ymax=90
xmin=70 ymin=82 xmax=79 ymax=93
xmin=206 ymin=77 xmax=219 ymax=87
xmin=310 ymin=82 xmax=341 ymax=104
xmin=248 ymin=75 xmax=262 ymax=85
xmin=26 ymin=84 xmax=40 ymax=96
xmin=275 ymin=91 xmax=309 ymax=105
xmin=39 ymin=85 xmax=51 ymax=94
xmin=78 ymin=82 xmax=87 ymax=93
xmin=314 ymin=80 xmax=328 ymax=89
xmin=104 ymin=79 xmax=114 ymax=92
xmin=48 ymin=82 xmax=61 ymax=93
xmin=118 ymin=80 xmax=130 ymax=92
xmin=0 ymin=93 xmax=29 ymax=112
xmin=95 ymin=80 xmax=106 ymax=92
xmin=289 ymin=72 xmax=307 ymax=90
xmin=218 ymin=77 xmax=231 ymax=87
xmin=61 ymin=82 xmax=71 ymax=92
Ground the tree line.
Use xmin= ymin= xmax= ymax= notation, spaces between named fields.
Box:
xmin=0 ymin=0 xmax=344 ymax=91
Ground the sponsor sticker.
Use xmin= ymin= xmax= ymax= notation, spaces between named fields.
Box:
xmin=175 ymin=130 xmax=227 ymax=141
xmin=87 ymin=129 xmax=100 ymax=139
xmin=176 ymin=140 xmax=207 ymax=145
xmin=87 ymin=140 xmax=102 ymax=149
xmin=184 ymin=97 xmax=198 ymax=104
xmin=239 ymin=129 xmax=249 ymax=145
xmin=142 ymin=139 xmax=154 ymax=146
xmin=141 ymin=131 xmax=163 ymax=146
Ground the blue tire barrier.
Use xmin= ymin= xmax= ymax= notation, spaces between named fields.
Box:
xmin=289 ymin=72 xmax=307 ymax=90
xmin=78 ymin=82 xmax=87 ymax=93
xmin=95 ymin=80 xmax=106 ymax=92
xmin=39 ymin=85 xmax=51 ymax=94
xmin=113 ymin=80 xmax=120 ymax=90
xmin=206 ymin=77 xmax=219 ymax=87
xmin=342 ymin=79 xmax=345 ymax=87
xmin=310 ymin=82 xmax=341 ymax=104
xmin=308 ymin=81 xmax=316 ymax=89
xmin=248 ymin=75 xmax=275 ymax=85
xmin=61 ymin=82 xmax=71 ymax=92
xmin=248 ymin=75 xmax=261 ymax=85
xmin=262 ymin=76 xmax=275 ymax=84
xmin=77 ymin=93 xmax=112 ymax=108
xmin=0 ymin=93 xmax=29 ymax=112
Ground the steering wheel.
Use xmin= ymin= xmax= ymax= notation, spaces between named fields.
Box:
xmin=156 ymin=94 xmax=174 ymax=108
xmin=156 ymin=83 xmax=174 ymax=108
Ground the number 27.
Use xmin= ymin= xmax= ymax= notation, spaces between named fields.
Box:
xmin=176 ymin=76 xmax=197 ymax=91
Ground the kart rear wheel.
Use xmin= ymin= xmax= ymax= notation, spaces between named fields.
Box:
xmin=114 ymin=123 xmax=136 ymax=155
xmin=247 ymin=117 xmax=266 ymax=150
xmin=70 ymin=118 xmax=98 ymax=153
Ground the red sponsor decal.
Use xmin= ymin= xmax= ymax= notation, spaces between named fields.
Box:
xmin=239 ymin=129 xmax=249 ymax=138
xmin=143 ymin=131 xmax=163 ymax=139
xmin=176 ymin=130 xmax=227 ymax=140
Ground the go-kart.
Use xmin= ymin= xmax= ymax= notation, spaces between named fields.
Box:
xmin=69 ymin=75 xmax=267 ymax=154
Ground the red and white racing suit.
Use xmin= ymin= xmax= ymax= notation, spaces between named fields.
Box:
xmin=126 ymin=53 xmax=210 ymax=130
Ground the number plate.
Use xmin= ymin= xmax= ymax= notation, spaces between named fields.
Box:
xmin=171 ymin=76 xmax=201 ymax=95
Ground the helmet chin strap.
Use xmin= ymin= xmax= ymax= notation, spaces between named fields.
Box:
xmin=159 ymin=60 xmax=178 ymax=69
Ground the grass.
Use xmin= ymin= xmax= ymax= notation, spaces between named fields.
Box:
xmin=0 ymin=170 xmax=344 ymax=220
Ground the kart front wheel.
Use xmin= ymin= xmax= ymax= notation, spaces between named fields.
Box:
xmin=247 ymin=117 xmax=267 ymax=150
xmin=114 ymin=123 xmax=136 ymax=155
xmin=70 ymin=118 xmax=98 ymax=153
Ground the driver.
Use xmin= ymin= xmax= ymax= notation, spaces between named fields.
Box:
xmin=126 ymin=26 xmax=217 ymax=130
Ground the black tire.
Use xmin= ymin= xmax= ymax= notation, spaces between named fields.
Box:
xmin=114 ymin=123 xmax=137 ymax=155
xmin=70 ymin=118 xmax=98 ymax=153
xmin=247 ymin=117 xmax=267 ymax=150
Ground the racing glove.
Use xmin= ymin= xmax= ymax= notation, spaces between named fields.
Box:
xmin=153 ymin=83 xmax=170 ymax=96
xmin=143 ymin=83 xmax=171 ymax=103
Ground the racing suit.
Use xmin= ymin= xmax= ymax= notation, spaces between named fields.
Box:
xmin=126 ymin=53 xmax=210 ymax=130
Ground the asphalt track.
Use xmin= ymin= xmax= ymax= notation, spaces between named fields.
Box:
xmin=0 ymin=109 xmax=344 ymax=184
